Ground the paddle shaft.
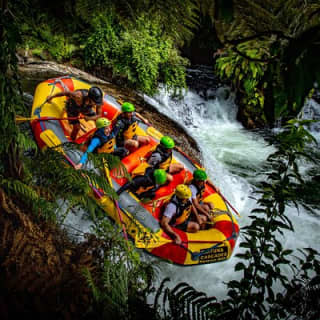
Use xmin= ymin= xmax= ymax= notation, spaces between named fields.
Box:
xmin=16 ymin=116 xmax=81 ymax=123
xmin=115 ymin=200 xmax=129 ymax=241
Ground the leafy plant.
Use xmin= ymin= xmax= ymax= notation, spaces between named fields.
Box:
xmin=83 ymin=13 xmax=188 ymax=95
xmin=212 ymin=0 xmax=320 ymax=127
xmin=83 ymin=215 xmax=159 ymax=320
xmin=215 ymin=41 xmax=268 ymax=115
xmin=75 ymin=0 xmax=199 ymax=43
xmin=83 ymin=11 xmax=120 ymax=68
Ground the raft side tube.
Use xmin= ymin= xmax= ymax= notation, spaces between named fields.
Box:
xmin=112 ymin=180 xmax=160 ymax=233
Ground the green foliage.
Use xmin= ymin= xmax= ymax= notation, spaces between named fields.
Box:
xmin=215 ymin=41 xmax=267 ymax=115
xmin=220 ymin=120 xmax=320 ymax=319
xmin=213 ymin=0 xmax=320 ymax=126
xmin=278 ymin=119 xmax=318 ymax=152
xmin=0 ymin=9 xmax=24 ymax=156
xmin=1 ymin=176 xmax=39 ymax=202
xmin=137 ymin=0 xmax=199 ymax=43
xmin=13 ymin=0 xmax=198 ymax=95
xmin=75 ymin=0 xmax=199 ymax=43
xmin=83 ymin=215 xmax=158 ymax=319
xmin=154 ymin=120 xmax=320 ymax=319
xmin=83 ymin=13 xmax=188 ymax=95
xmin=82 ymin=11 xmax=120 ymax=68
xmin=20 ymin=18 xmax=78 ymax=62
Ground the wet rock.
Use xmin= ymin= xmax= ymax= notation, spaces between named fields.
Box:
xmin=186 ymin=65 xmax=221 ymax=100
xmin=22 ymin=92 xmax=33 ymax=108
xmin=18 ymin=58 xmax=109 ymax=85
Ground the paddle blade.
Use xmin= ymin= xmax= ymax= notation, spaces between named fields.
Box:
xmin=102 ymin=158 xmax=113 ymax=186
xmin=146 ymin=126 xmax=163 ymax=140
xmin=40 ymin=129 xmax=64 ymax=151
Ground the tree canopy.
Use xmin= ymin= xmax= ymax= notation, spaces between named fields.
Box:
xmin=213 ymin=0 xmax=320 ymax=126
xmin=1 ymin=1 xmax=320 ymax=319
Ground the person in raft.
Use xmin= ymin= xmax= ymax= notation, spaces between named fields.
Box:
xmin=113 ymin=102 xmax=150 ymax=152
xmin=160 ymin=184 xmax=206 ymax=245
xmin=116 ymin=168 xmax=167 ymax=200
xmin=131 ymin=135 xmax=184 ymax=182
xmin=74 ymin=118 xmax=128 ymax=170
xmin=189 ymin=169 xmax=215 ymax=227
xmin=46 ymin=86 xmax=104 ymax=141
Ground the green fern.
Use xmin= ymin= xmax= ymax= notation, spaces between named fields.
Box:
xmin=83 ymin=268 xmax=101 ymax=301
xmin=155 ymin=280 xmax=218 ymax=320
xmin=1 ymin=177 xmax=39 ymax=201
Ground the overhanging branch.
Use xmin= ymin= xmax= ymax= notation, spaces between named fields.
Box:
xmin=225 ymin=30 xmax=292 ymax=45
xmin=231 ymin=46 xmax=278 ymax=63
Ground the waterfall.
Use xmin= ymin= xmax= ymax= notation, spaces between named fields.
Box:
xmin=141 ymin=73 xmax=320 ymax=299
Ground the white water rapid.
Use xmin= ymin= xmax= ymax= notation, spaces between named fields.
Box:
xmin=62 ymin=72 xmax=320 ymax=301
xmin=141 ymin=82 xmax=320 ymax=300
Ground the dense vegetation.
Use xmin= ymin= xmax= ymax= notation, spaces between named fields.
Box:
xmin=12 ymin=0 xmax=320 ymax=127
xmin=1 ymin=3 xmax=157 ymax=318
xmin=14 ymin=0 xmax=195 ymax=96
xmin=212 ymin=0 xmax=320 ymax=128
xmin=1 ymin=0 xmax=320 ymax=319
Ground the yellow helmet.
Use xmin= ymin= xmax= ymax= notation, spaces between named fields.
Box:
xmin=175 ymin=184 xmax=192 ymax=200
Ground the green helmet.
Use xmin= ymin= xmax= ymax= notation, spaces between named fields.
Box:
xmin=153 ymin=169 xmax=167 ymax=185
xmin=96 ymin=117 xmax=111 ymax=128
xmin=193 ymin=169 xmax=207 ymax=181
xmin=122 ymin=102 xmax=135 ymax=113
xmin=160 ymin=136 xmax=175 ymax=149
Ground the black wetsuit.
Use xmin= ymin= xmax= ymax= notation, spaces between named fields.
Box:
xmin=116 ymin=167 xmax=160 ymax=199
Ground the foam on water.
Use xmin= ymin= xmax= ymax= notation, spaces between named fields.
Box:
xmin=142 ymin=86 xmax=320 ymax=299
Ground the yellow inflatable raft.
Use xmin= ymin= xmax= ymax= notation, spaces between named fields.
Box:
xmin=30 ymin=75 xmax=240 ymax=266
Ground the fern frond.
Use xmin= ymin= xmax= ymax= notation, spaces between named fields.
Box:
xmin=154 ymin=277 xmax=171 ymax=310
xmin=158 ymin=280 xmax=219 ymax=320
xmin=83 ymin=267 xmax=101 ymax=301
xmin=1 ymin=177 xmax=39 ymax=202
xmin=16 ymin=131 xmax=38 ymax=153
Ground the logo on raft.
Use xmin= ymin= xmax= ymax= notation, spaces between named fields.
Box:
xmin=198 ymin=246 xmax=228 ymax=264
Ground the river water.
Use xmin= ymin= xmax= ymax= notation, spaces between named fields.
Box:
xmin=27 ymin=68 xmax=320 ymax=301
xmin=140 ymin=67 xmax=320 ymax=300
